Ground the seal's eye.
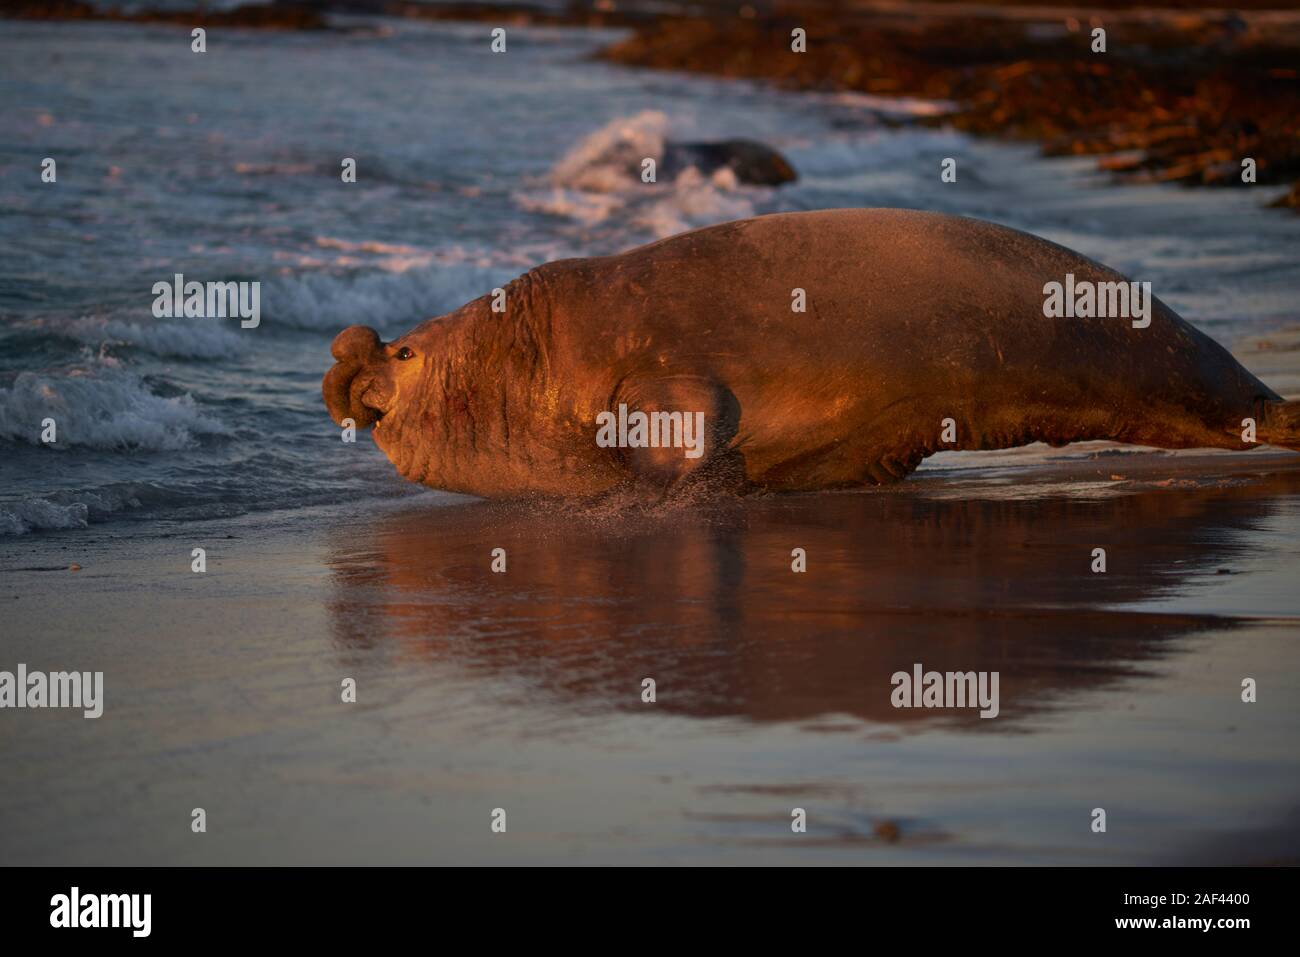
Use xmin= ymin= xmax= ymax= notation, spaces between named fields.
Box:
xmin=395 ymin=346 xmax=414 ymax=361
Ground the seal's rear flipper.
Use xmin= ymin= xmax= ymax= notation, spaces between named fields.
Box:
xmin=1262 ymin=400 xmax=1300 ymax=451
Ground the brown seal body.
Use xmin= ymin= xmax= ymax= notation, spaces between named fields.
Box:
xmin=324 ymin=208 xmax=1300 ymax=498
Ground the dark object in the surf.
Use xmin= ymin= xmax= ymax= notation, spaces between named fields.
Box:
xmin=661 ymin=139 xmax=798 ymax=186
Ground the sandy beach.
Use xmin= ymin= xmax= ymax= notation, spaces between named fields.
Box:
xmin=5 ymin=441 xmax=1300 ymax=864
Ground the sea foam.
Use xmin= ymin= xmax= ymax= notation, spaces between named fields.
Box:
xmin=0 ymin=365 xmax=229 ymax=451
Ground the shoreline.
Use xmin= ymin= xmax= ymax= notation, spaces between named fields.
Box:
xmin=3 ymin=321 xmax=1298 ymax=544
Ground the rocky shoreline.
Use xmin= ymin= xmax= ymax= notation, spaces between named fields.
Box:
xmin=7 ymin=0 xmax=1298 ymax=209
xmin=598 ymin=3 xmax=1300 ymax=208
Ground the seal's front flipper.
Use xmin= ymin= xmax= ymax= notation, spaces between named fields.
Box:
xmin=611 ymin=375 xmax=745 ymax=496
xmin=1261 ymin=400 xmax=1300 ymax=451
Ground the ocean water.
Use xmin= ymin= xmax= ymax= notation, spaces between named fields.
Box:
xmin=3 ymin=15 xmax=1299 ymax=536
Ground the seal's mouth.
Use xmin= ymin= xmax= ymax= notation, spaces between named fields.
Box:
xmin=323 ymin=361 xmax=389 ymax=429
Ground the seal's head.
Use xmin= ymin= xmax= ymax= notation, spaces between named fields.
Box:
xmin=323 ymin=325 xmax=411 ymax=427
xmin=323 ymin=322 xmax=448 ymax=474
xmin=324 ymin=298 xmax=529 ymax=494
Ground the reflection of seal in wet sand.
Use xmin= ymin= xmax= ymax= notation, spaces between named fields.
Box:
xmin=323 ymin=463 xmax=1300 ymax=726
xmin=323 ymin=209 xmax=1300 ymax=499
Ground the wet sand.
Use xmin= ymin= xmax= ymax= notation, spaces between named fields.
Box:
xmin=3 ymin=444 xmax=1299 ymax=865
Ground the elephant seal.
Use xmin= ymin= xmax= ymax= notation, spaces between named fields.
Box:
xmin=323 ymin=208 xmax=1300 ymax=498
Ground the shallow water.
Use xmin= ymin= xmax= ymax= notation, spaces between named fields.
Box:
xmin=2 ymin=14 xmax=1300 ymax=866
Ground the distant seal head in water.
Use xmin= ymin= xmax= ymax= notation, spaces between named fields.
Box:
xmin=660 ymin=139 xmax=797 ymax=186
xmin=323 ymin=209 xmax=1300 ymax=498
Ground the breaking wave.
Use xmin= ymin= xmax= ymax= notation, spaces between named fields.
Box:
xmin=516 ymin=110 xmax=762 ymax=238
xmin=68 ymin=316 xmax=249 ymax=359
xmin=264 ymin=255 xmax=526 ymax=333
xmin=0 ymin=364 xmax=229 ymax=451
xmin=0 ymin=497 xmax=90 ymax=536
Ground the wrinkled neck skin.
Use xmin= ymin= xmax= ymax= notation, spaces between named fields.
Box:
xmin=373 ymin=276 xmax=552 ymax=497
